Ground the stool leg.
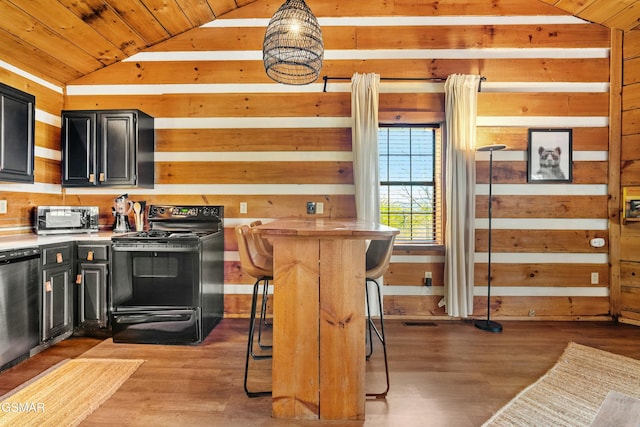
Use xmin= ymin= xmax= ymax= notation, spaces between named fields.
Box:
xmin=365 ymin=280 xmax=374 ymax=359
xmin=365 ymin=278 xmax=389 ymax=399
xmin=244 ymin=277 xmax=272 ymax=397
xmin=257 ymin=279 xmax=273 ymax=350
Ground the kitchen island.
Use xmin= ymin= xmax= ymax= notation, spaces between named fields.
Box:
xmin=253 ymin=218 xmax=398 ymax=420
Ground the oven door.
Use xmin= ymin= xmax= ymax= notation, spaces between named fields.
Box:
xmin=110 ymin=243 xmax=202 ymax=344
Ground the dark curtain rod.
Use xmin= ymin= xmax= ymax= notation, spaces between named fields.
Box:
xmin=321 ymin=75 xmax=486 ymax=92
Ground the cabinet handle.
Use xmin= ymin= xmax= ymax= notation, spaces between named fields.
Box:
xmin=45 ymin=281 xmax=52 ymax=292
xmin=89 ymin=173 xmax=95 ymax=183
xmin=87 ymin=251 xmax=94 ymax=261
xmin=99 ymin=173 xmax=105 ymax=182
xmin=56 ymin=252 xmax=63 ymax=263
xmin=76 ymin=274 xmax=82 ymax=284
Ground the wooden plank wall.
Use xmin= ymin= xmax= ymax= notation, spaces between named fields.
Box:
xmin=620 ymin=28 xmax=640 ymax=324
xmin=1 ymin=0 xmax=615 ymax=320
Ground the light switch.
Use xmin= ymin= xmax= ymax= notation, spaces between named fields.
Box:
xmin=240 ymin=202 xmax=247 ymax=214
xmin=0 ymin=200 xmax=6 ymax=214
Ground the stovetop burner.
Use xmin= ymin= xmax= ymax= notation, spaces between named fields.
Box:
xmin=130 ymin=230 xmax=203 ymax=238
xmin=111 ymin=205 xmax=224 ymax=244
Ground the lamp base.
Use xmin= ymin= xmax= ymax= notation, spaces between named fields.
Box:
xmin=474 ymin=319 xmax=503 ymax=333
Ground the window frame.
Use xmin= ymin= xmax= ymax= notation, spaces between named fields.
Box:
xmin=378 ymin=123 xmax=444 ymax=247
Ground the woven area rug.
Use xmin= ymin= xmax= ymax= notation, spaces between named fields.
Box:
xmin=0 ymin=358 xmax=144 ymax=426
xmin=483 ymin=342 xmax=640 ymax=427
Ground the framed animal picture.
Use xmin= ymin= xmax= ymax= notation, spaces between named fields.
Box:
xmin=527 ymin=128 xmax=572 ymax=183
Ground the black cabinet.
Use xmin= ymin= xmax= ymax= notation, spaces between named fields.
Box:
xmin=0 ymin=83 xmax=35 ymax=183
xmin=41 ymin=243 xmax=74 ymax=342
xmin=75 ymin=242 xmax=110 ymax=335
xmin=61 ymin=109 xmax=154 ymax=187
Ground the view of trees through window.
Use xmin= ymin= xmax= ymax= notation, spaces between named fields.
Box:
xmin=378 ymin=125 xmax=442 ymax=243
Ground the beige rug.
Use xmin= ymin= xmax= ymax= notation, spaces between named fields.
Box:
xmin=483 ymin=342 xmax=640 ymax=427
xmin=0 ymin=358 xmax=144 ymax=426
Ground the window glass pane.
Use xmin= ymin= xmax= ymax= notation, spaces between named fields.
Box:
xmin=379 ymin=157 xmax=388 ymax=181
xmin=411 ymin=155 xmax=432 ymax=181
xmin=388 ymin=155 xmax=410 ymax=181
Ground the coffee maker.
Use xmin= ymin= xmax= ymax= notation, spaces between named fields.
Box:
xmin=113 ymin=194 xmax=133 ymax=233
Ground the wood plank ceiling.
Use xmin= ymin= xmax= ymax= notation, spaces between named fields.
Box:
xmin=1 ymin=0 xmax=638 ymax=85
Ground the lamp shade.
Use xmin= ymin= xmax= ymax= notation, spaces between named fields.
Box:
xmin=262 ymin=0 xmax=324 ymax=85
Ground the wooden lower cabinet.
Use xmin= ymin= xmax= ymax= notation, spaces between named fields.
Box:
xmin=619 ymin=219 xmax=640 ymax=324
xmin=620 ymin=261 xmax=640 ymax=323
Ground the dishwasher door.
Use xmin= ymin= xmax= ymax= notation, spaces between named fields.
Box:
xmin=0 ymin=248 xmax=41 ymax=371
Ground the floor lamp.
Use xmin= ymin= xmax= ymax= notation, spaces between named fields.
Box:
xmin=475 ymin=144 xmax=506 ymax=333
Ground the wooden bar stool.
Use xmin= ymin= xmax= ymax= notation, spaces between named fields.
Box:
xmin=364 ymin=235 xmax=395 ymax=399
xmin=236 ymin=224 xmax=273 ymax=397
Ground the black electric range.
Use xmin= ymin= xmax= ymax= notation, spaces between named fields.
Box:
xmin=110 ymin=205 xmax=224 ymax=345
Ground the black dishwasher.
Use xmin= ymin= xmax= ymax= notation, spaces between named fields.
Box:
xmin=0 ymin=247 xmax=40 ymax=371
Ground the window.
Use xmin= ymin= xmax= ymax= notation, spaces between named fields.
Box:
xmin=378 ymin=125 xmax=443 ymax=244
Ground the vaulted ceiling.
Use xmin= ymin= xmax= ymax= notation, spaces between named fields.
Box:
xmin=1 ymin=0 xmax=637 ymax=85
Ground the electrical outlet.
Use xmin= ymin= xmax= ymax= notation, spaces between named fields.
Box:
xmin=591 ymin=272 xmax=599 ymax=285
xmin=239 ymin=202 xmax=247 ymax=214
xmin=424 ymin=271 xmax=432 ymax=286
xmin=307 ymin=202 xmax=316 ymax=214
xmin=0 ymin=200 xmax=6 ymax=214
xmin=316 ymin=202 xmax=324 ymax=214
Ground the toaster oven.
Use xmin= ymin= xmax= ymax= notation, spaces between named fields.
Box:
xmin=35 ymin=206 xmax=99 ymax=235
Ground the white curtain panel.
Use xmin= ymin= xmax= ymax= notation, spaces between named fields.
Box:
xmin=443 ymin=74 xmax=482 ymax=318
xmin=352 ymin=73 xmax=382 ymax=315
xmin=351 ymin=72 xmax=381 ymax=222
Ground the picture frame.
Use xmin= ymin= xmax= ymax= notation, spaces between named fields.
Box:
xmin=527 ymin=128 xmax=572 ymax=183
xmin=627 ymin=199 xmax=640 ymax=219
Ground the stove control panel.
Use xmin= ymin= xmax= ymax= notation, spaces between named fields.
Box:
xmin=148 ymin=205 xmax=223 ymax=221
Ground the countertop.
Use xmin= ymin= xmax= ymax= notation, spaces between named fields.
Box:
xmin=0 ymin=232 xmax=116 ymax=251
xmin=253 ymin=217 xmax=399 ymax=239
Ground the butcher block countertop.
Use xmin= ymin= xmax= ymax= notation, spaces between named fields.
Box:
xmin=254 ymin=217 xmax=398 ymax=239
xmin=0 ymin=232 xmax=115 ymax=250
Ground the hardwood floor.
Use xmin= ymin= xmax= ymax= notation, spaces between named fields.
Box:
xmin=2 ymin=319 xmax=640 ymax=426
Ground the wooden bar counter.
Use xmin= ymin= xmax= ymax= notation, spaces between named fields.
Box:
xmin=253 ymin=218 xmax=398 ymax=420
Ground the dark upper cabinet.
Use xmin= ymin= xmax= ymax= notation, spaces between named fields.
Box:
xmin=61 ymin=109 xmax=154 ymax=188
xmin=0 ymin=83 xmax=35 ymax=183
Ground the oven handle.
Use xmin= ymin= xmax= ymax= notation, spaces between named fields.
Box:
xmin=111 ymin=245 xmax=199 ymax=253
xmin=114 ymin=313 xmax=194 ymax=324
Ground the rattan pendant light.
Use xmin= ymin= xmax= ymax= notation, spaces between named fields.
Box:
xmin=262 ymin=0 xmax=324 ymax=85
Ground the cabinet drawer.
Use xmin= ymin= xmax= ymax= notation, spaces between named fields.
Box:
xmin=41 ymin=245 xmax=72 ymax=267
xmin=77 ymin=244 xmax=109 ymax=262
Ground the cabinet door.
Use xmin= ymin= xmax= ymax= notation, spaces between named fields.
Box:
xmin=42 ymin=265 xmax=73 ymax=341
xmin=62 ymin=112 xmax=98 ymax=186
xmin=77 ymin=262 xmax=109 ymax=327
xmin=0 ymin=84 xmax=35 ymax=183
xmin=100 ymin=111 xmax=137 ymax=186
